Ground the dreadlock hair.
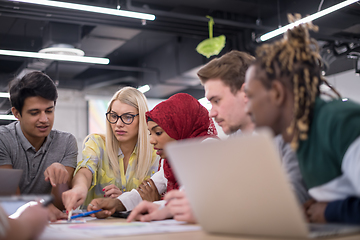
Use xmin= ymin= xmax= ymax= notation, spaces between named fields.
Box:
xmin=253 ymin=14 xmax=341 ymax=150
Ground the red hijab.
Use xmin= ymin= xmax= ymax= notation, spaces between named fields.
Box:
xmin=146 ymin=93 xmax=218 ymax=193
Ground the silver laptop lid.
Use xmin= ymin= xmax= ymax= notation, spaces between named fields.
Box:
xmin=0 ymin=168 xmax=22 ymax=196
xmin=165 ymin=129 xmax=309 ymax=238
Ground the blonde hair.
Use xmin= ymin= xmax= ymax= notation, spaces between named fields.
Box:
xmin=105 ymin=86 xmax=152 ymax=181
xmin=253 ymin=14 xmax=340 ymax=150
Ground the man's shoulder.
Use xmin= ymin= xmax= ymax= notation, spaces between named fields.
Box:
xmin=0 ymin=123 xmax=19 ymax=152
xmin=0 ymin=121 xmax=16 ymax=131
xmin=317 ymin=98 xmax=360 ymax=120
xmin=49 ymin=129 xmax=76 ymax=142
xmin=47 ymin=129 xmax=78 ymax=154
xmin=314 ymin=99 xmax=360 ymax=134
xmin=0 ymin=122 xmax=17 ymax=139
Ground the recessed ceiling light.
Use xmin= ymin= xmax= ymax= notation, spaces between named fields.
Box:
xmin=39 ymin=44 xmax=85 ymax=56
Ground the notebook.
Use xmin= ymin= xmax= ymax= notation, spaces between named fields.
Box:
xmin=0 ymin=168 xmax=22 ymax=196
xmin=165 ymin=129 xmax=360 ymax=238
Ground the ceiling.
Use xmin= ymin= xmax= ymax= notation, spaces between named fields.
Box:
xmin=0 ymin=0 xmax=359 ymax=111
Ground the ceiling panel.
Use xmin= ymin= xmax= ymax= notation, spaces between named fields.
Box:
xmin=0 ymin=0 xmax=358 ymax=107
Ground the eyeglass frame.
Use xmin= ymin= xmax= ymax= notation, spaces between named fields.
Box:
xmin=105 ymin=112 xmax=139 ymax=125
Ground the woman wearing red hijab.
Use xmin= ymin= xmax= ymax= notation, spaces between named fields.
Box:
xmin=87 ymin=93 xmax=217 ymax=220
xmin=126 ymin=93 xmax=218 ymax=223
xmin=145 ymin=93 xmax=218 ymax=194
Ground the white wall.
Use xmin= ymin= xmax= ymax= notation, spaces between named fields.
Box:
xmin=53 ymin=89 xmax=88 ymax=162
xmin=326 ymin=70 xmax=360 ymax=103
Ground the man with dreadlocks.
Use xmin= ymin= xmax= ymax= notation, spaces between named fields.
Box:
xmin=245 ymin=14 xmax=360 ymax=224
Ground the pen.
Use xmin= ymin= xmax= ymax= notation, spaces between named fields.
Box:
xmin=39 ymin=196 xmax=54 ymax=207
xmin=70 ymin=209 xmax=102 ymax=220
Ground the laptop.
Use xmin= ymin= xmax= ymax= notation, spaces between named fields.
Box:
xmin=165 ymin=129 xmax=360 ymax=238
xmin=0 ymin=168 xmax=22 ymax=196
xmin=0 ymin=194 xmax=53 ymax=217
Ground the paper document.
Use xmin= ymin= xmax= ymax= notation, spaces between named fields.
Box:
xmin=40 ymin=219 xmax=201 ymax=239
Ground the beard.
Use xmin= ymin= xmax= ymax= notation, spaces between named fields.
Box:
xmin=225 ymin=123 xmax=243 ymax=135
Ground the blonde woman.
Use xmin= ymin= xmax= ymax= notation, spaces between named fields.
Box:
xmin=62 ymin=87 xmax=159 ymax=212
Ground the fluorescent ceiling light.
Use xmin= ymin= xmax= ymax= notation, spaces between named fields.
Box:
xmin=0 ymin=92 xmax=10 ymax=98
xmin=259 ymin=0 xmax=358 ymax=42
xmin=0 ymin=115 xmax=17 ymax=121
xmin=137 ymin=85 xmax=150 ymax=94
xmin=12 ymin=0 xmax=155 ymax=21
xmin=0 ymin=93 xmax=25 ymax=121
xmin=0 ymin=49 xmax=109 ymax=64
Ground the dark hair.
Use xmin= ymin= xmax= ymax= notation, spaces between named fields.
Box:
xmin=252 ymin=14 xmax=340 ymax=150
xmin=9 ymin=71 xmax=58 ymax=114
xmin=197 ymin=50 xmax=255 ymax=94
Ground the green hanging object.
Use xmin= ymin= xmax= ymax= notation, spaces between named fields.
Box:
xmin=196 ymin=16 xmax=226 ymax=58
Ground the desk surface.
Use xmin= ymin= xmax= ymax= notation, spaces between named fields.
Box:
xmin=43 ymin=218 xmax=360 ymax=240
xmin=109 ymin=232 xmax=360 ymax=240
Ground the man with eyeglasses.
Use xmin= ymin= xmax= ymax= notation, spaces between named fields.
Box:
xmin=0 ymin=71 xmax=78 ymax=221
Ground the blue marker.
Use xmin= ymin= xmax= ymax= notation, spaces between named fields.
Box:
xmin=70 ymin=209 xmax=102 ymax=220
